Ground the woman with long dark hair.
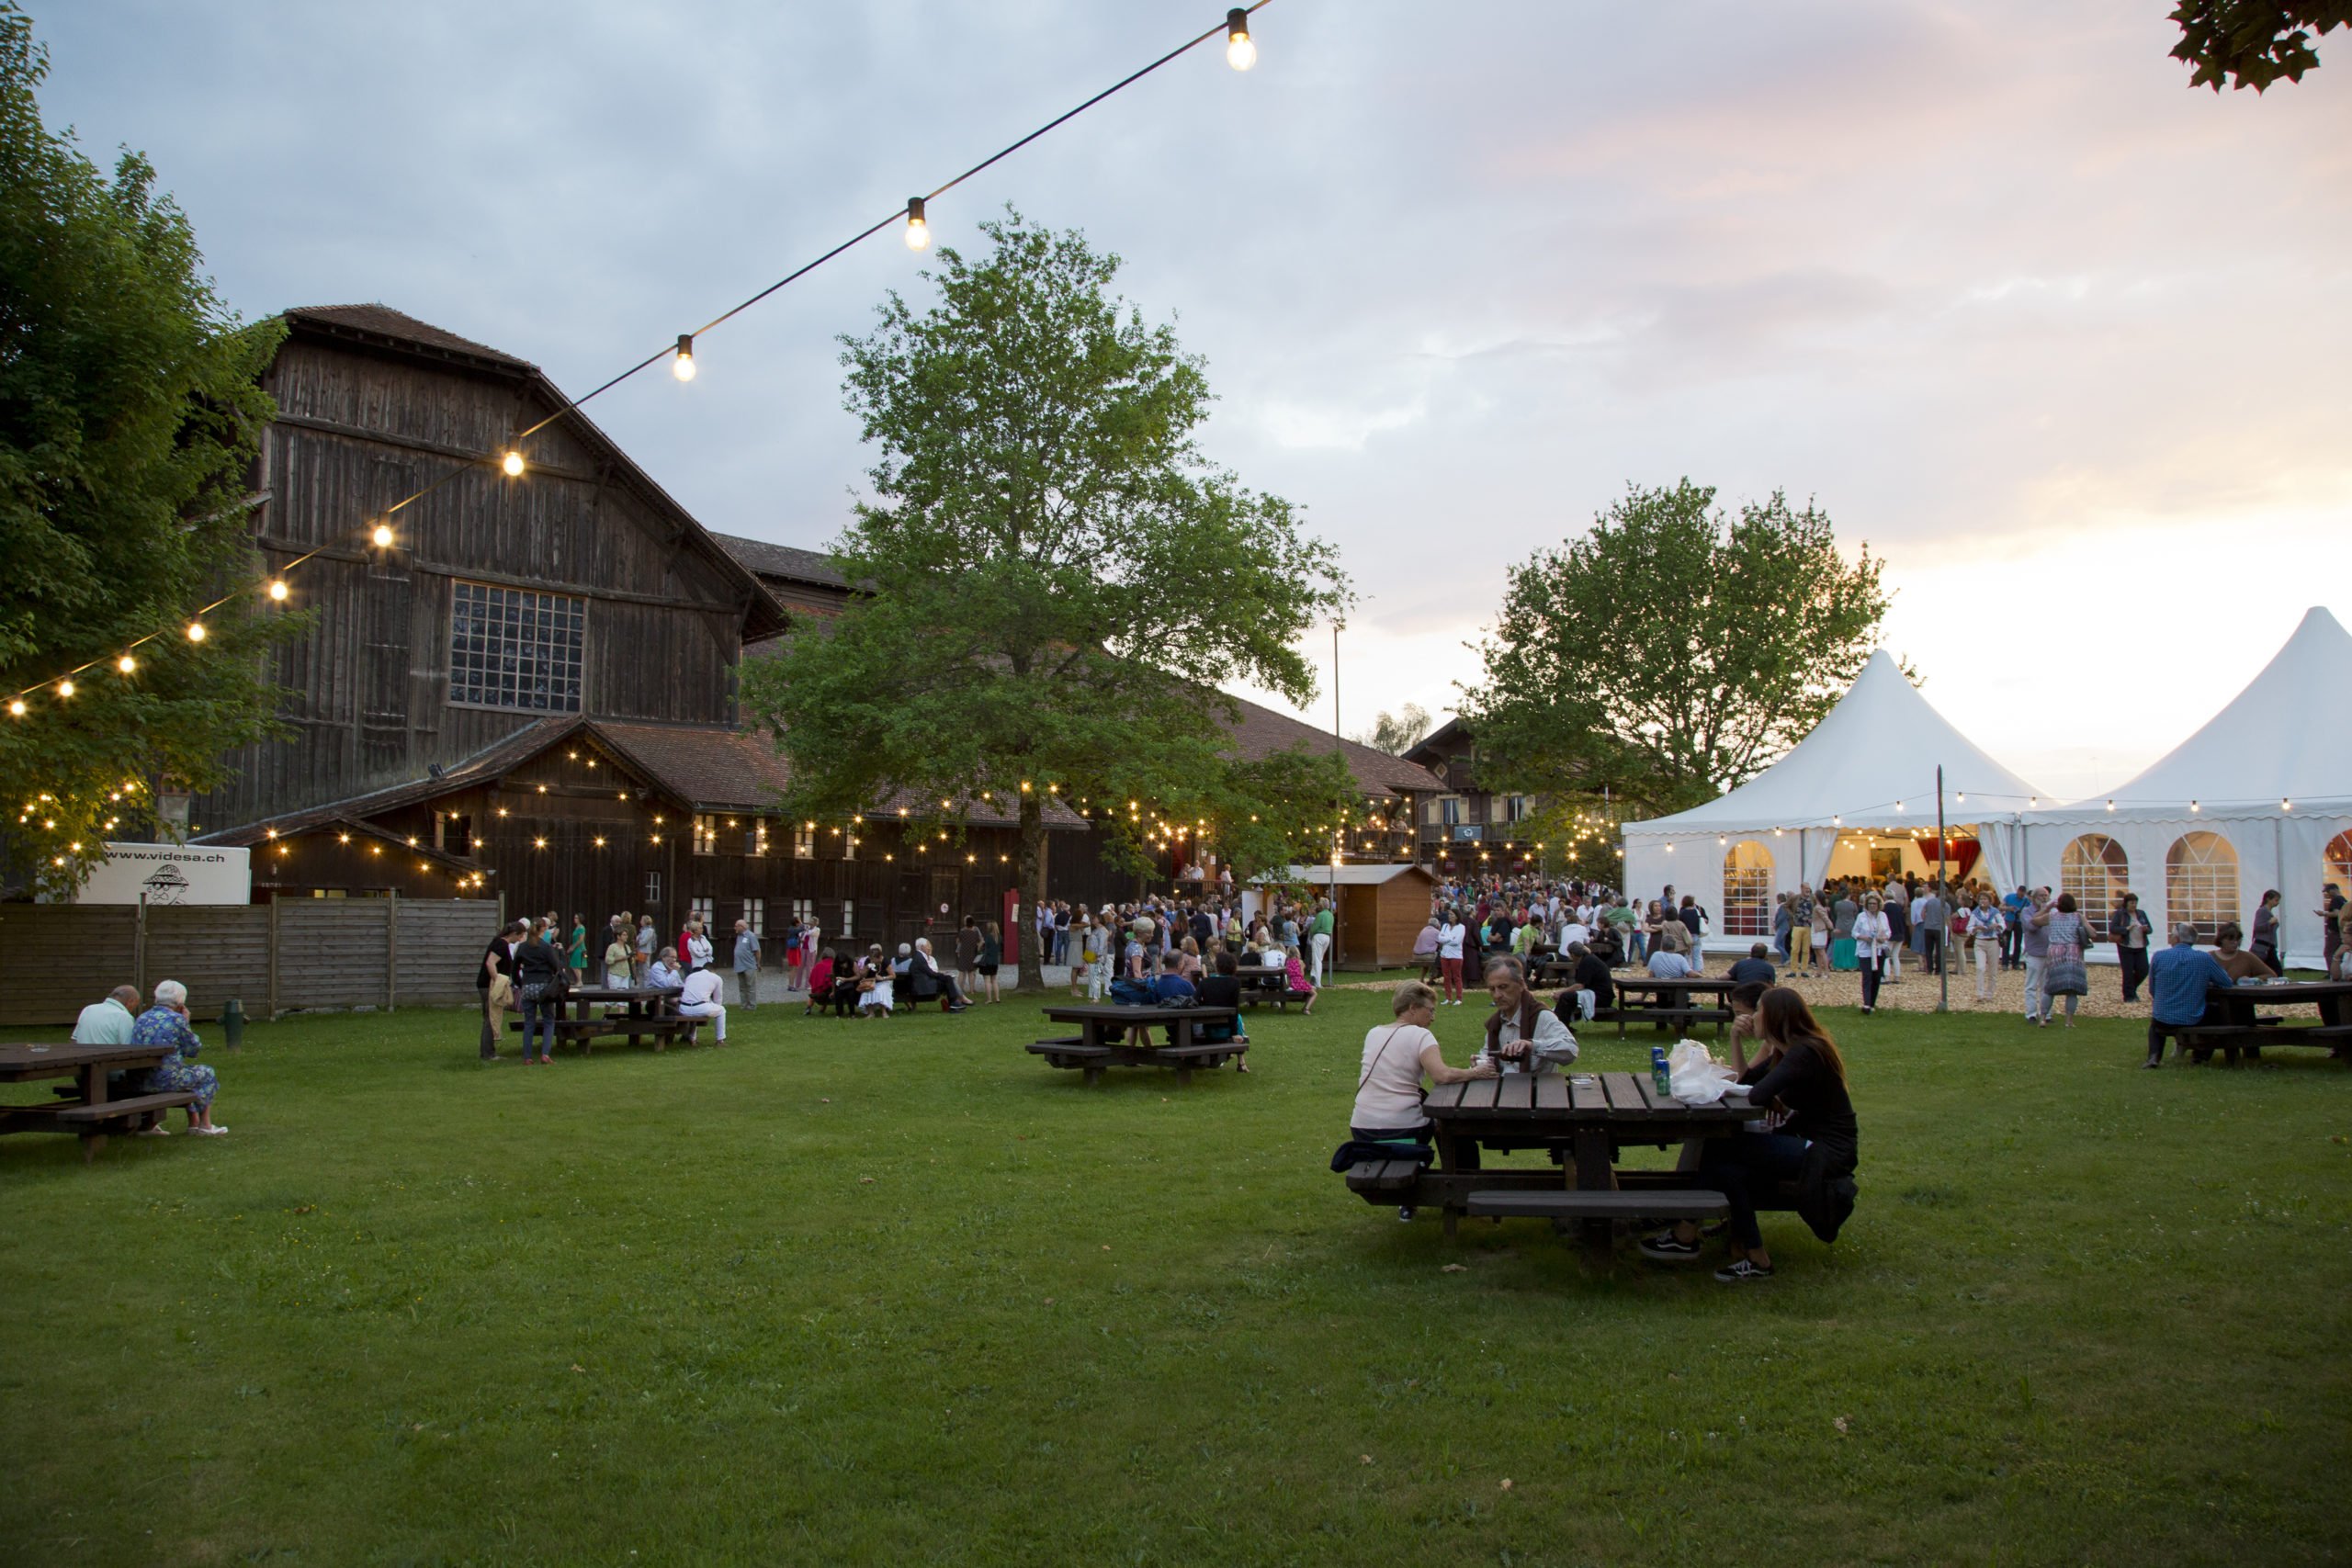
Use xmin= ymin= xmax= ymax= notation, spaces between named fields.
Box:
xmin=1642 ymin=987 xmax=1858 ymax=1281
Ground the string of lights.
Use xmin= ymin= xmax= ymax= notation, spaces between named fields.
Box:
xmin=6 ymin=5 xmax=1273 ymax=715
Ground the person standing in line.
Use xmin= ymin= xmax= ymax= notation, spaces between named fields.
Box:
xmin=2110 ymin=892 xmax=2154 ymax=1003
xmin=731 ymin=918 xmax=762 ymax=1010
xmin=1852 ymin=894 xmax=1894 ymax=1015
xmin=2018 ymin=887 xmax=2052 ymax=1023
xmin=1966 ymin=892 xmax=2005 ymax=1002
xmin=1787 ymin=885 xmax=1816 ymax=976
xmin=2250 ymin=889 xmax=2283 ymax=975
xmin=635 ymin=914 xmax=657 ymax=985
xmin=567 ymin=915 xmax=589 ymax=985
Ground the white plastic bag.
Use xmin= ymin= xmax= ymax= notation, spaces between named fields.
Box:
xmin=1667 ymin=1039 xmax=1735 ymax=1105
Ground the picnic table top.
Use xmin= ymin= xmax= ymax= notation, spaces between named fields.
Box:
xmin=569 ymin=985 xmax=682 ymax=1004
xmin=1040 ymin=1002 xmax=1241 ymax=1024
xmin=2208 ymin=978 xmax=2352 ymax=1002
xmin=0 ymin=1041 xmax=173 ymax=1079
xmin=1613 ymin=974 xmax=1738 ymax=992
xmin=1422 ymin=1071 xmax=1758 ymax=1125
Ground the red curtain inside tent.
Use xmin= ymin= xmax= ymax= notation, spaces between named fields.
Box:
xmin=1915 ymin=834 xmax=1979 ymax=881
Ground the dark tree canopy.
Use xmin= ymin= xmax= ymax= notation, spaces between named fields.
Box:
xmin=0 ymin=4 xmax=288 ymax=894
xmin=1458 ymin=479 xmax=1893 ymax=822
xmin=2169 ymin=1 xmax=2348 ymax=90
xmin=741 ymin=210 xmax=1347 ymax=987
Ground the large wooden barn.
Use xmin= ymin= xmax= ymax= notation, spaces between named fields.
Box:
xmin=191 ymin=305 xmax=1440 ymax=957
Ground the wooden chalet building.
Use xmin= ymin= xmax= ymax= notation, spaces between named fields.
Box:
xmin=1402 ymin=717 xmax=1540 ymax=875
xmin=193 ymin=305 xmax=1441 ymax=955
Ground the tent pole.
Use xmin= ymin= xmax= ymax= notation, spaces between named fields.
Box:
xmin=1936 ymin=765 xmax=1950 ymax=1013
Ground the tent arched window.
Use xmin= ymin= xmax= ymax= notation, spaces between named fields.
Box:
xmin=2165 ymin=831 xmax=2239 ymax=942
xmin=2328 ymin=830 xmax=2352 ymax=890
xmin=1721 ymin=840 xmax=1773 ymax=937
xmin=2059 ymin=834 xmax=2129 ymax=922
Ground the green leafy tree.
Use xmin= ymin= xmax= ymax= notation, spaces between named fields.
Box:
xmin=1354 ymin=703 xmax=1430 ymax=757
xmin=1459 ymin=479 xmax=1893 ymax=823
xmin=2169 ymin=1 xmax=2347 ymax=90
xmin=0 ymin=5 xmax=288 ymax=895
xmin=741 ymin=210 xmax=1346 ymax=989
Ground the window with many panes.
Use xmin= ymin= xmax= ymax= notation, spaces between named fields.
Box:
xmin=2165 ymin=831 xmax=2239 ymax=943
xmin=743 ymin=897 xmax=764 ymax=935
xmin=693 ymin=814 xmax=718 ymax=855
xmin=691 ymin=895 xmax=714 ymax=928
xmin=795 ymin=823 xmax=815 ymax=859
xmin=791 ymin=897 xmax=816 ymax=930
xmin=748 ymin=819 xmax=769 ymax=856
xmin=448 ymin=582 xmax=584 ymax=711
xmin=839 ymin=900 xmax=854 ymax=939
xmin=2060 ymin=835 xmax=2130 ymax=927
xmin=643 ymin=870 xmax=662 ymax=907
xmin=1721 ymin=840 xmax=1773 ymax=937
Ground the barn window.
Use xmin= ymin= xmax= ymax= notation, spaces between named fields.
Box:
xmin=2060 ymin=834 xmax=2130 ymax=920
xmin=1721 ymin=840 xmax=1772 ymax=937
xmin=692 ymin=814 xmax=718 ymax=855
xmin=448 ymin=582 xmax=584 ymax=712
xmin=2165 ymin=831 xmax=2239 ymax=942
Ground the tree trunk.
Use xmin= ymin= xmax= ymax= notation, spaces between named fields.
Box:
xmin=1015 ymin=794 xmax=1046 ymax=993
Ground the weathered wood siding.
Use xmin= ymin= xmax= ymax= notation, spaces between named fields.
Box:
xmin=0 ymin=900 xmax=499 ymax=1026
xmin=193 ymin=331 xmax=751 ymax=836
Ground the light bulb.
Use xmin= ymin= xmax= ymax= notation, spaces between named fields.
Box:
xmin=673 ymin=333 xmax=696 ymax=381
xmin=2105 ymin=798 xmax=2115 ymax=811
xmin=56 ymin=680 xmax=74 ymax=698
xmin=187 ymin=621 xmax=207 ymax=642
xmin=117 ymin=654 xmax=136 ymax=674
xmin=502 ymin=449 xmax=526 ymax=477
xmin=268 ymin=580 xmax=288 ymax=602
xmin=6 ymin=700 xmax=23 ymax=718
xmin=1225 ymin=7 xmax=1255 ymax=69
xmin=371 ymin=523 xmax=394 ymax=547
xmin=905 ymin=196 xmax=931 ymax=250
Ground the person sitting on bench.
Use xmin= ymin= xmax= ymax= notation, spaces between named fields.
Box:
xmin=1195 ymin=951 xmax=1250 ymax=1070
xmin=675 ymin=964 xmax=729 ymax=1042
xmin=1352 ymin=980 xmax=1499 ymax=1213
xmin=133 ymin=979 xmax=226 ymax=1135
xmin=2147 ymin=922 xmax=2233 ymax=1067
xmin=1477 ymin=955 xmax=1577 ymax=1077
xmin=1552 ymin=941 xmax=1612 ymax=1025
xmin=905 ymin=938 xmax=972 ymax=1012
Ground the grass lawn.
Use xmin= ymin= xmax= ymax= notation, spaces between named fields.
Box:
xmin=3 ymin=985 xmax=2348 ymax=1566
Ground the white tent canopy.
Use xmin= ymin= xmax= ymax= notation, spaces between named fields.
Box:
xmin=2018 ymin=606 xmax=2352 ymax=968
xmin=1621 ymin=650 xmax=2046 ymax=951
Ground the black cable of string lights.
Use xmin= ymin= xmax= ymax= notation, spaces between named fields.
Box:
xmin=7 ymin=4 xmax=1274 ymax=711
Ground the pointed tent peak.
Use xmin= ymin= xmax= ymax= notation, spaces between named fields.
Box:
xmin=2050 ymin=605 xmax=2352 ymax=811
xmin=1623 ymin=651 xmax=2046 ymax=832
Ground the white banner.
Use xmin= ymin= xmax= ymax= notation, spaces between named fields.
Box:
xmin=76 ymin=842 xmax=252 ymax=906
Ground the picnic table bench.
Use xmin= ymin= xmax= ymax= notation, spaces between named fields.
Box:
xmin=507 ymin=984 xmax=695 ymax=1052
xmin=1343 ymin=1070 xmax=1759 ymax=1261
xmin=2173 ymin=979 xmax=2352 ymax=1065
xmin=0 ymin=1041 xmax=190 ymax=1162
xmin=1232 ymin=964 xmax=1306 ymax=1010
xmin=1602 ymin=976 xmax=1736 ymax=1039
xmin=1029 ymin=1003 xmax=1245 ymax=1085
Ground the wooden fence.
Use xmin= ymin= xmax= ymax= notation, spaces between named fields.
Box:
xmin=0 ymin=897 xmax=502 ymax=1027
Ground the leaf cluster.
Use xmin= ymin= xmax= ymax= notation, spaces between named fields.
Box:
xmin=2168 ymin=1 xmax=2348 ymax=90
xmin=1458 ymin=479 xmax=1893 ymax=821
xmin=0 ymin=5 xmax=294 ymax=894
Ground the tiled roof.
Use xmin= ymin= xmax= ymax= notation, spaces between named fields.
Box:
xmin=196 ymin=717 xmax=580 ymax=846
xmin=1220 ymin=693 xmax=1443 ymax=798
xmin=286 ymin=304 xmax=533 ymax=368
xmin=709 ymin=532 xmax=849 ymax=589
xmin=591 ymin=722 xmax=797 ymax=812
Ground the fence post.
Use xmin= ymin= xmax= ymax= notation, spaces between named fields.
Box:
xmin=385 ymin=890 xmax=399 ymax=1012
xmin=133 ymin=892 xmax=147 ymax=999
xmin=266 ymin=896 xmax=281 ymax=1021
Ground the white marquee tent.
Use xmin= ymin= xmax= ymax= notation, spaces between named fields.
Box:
xmin=1621 ymin=651 xmax=2047 ymax=953
xmin=2018 ymin=605 xmax=2352 ymax=969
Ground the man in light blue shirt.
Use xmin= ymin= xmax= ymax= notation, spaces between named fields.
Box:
xmin=71 ymin=987 xmax=141 ymax=1045
xmin=2146 ymin=924 xmax=2232 ymax=1069
xmin=1647 ymin=946 xmax=1694 ymax=979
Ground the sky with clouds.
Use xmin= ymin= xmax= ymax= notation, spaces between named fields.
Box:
xmin=34 ymin=1 xmax=2352 ymax=802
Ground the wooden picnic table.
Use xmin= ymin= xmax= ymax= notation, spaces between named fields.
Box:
xmin=508 ymin=984 xmax=693 ymax=1052
xmin=1028 ymin=1002 xmax=1246 ymax=1085
xmin=1232 ymin=964 xmax=1306 ymax=1010
xmin=1604 ymin=974 xmax=1736 ymax=1038
xmin=1353 ymin=1072 xmax=1759 ymax=1260
xmin=2180 ymin=978 xmax=2352 ymax=1064
xmin=0 ymin=1040 xmax=189 ymax=1162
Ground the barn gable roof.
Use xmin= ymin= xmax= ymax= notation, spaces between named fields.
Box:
xmin=278 ymin=304 xmax=789 ymax=643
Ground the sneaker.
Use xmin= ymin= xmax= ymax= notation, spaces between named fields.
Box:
xmin=1639 ymin=1231 xmax=1702 ymax=1262
xmin=2143 ymin=1056 xmax=2162 ymax=1069
xmin=1714 ymin=1258 xmax=1774 ymax=1282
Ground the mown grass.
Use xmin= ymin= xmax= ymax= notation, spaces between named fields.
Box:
xmin=2 ymin=986 xmax=2347 ymax=1566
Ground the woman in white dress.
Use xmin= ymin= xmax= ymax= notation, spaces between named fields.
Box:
xmin=1852 ymin=894 xmax=1894 ymax=1015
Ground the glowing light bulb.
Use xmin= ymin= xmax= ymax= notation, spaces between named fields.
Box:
xmin=1225 ymin=7 xmax=1256 ymax=69
xmin=904 ymin=196 xmax=931 ymax=250
xmin=6 ymin=700 xmax=23 ymax=718
xmin=187 ymin=621 xmax=207 ymax=642
xmin=502 ymin=449 xmax=526 ymax=478
xmin=268 ymin=580 xmax=288 ymax=601
xmin=117 ymin=654 xmax=137 ymax=674
xmin=673 ymin=333 xmax=695 ymax=381
xmin=2105 ymin=798 xmax=2115 ymax=812
xmin=371 ymin=523 xmax=394 ymax=547
xmin=55 ymin=680 xmax=74 ymax=699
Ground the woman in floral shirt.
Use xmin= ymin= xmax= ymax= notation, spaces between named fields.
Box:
xmin=134 ymin=979 xmax=226 ymax=1135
